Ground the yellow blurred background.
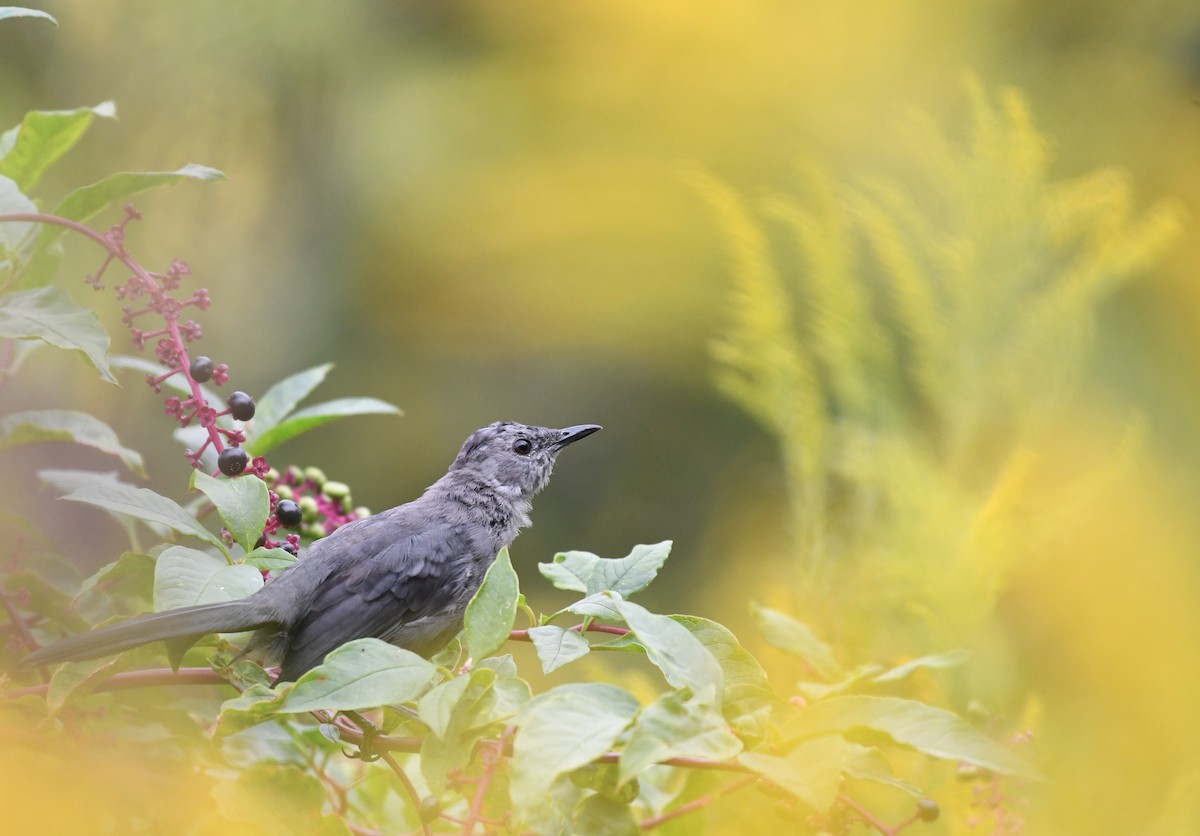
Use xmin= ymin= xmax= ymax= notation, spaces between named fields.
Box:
xmin=3 ymin=1 xmax=1200 ymax=833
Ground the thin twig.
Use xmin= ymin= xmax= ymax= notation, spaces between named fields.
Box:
xmin=460 ymin=729 xmax=511 ymax=835
xmin=638 ymin=775 xmax=757 ymax=830
xmin=507 ymin=622 xmax=629 ymax=641
xmin=838 ymin=793 xmax=914 ymax=836
xmin=5 ymin=665 xmax=227 ymax=698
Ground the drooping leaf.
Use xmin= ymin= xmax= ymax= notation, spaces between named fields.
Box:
xmin=781 ymin=695 xmax=1042 ymax=779
xmin=29 ymin=164 xmax=225 ymax=257
xmin=247 ymin=397 xmax=401 ymax=456
xmin=0 ymin=409 xmax=144 ymax=475
xmin=276 ymin=638 xmax=439 ymax=713
xmin=0 ymin=7 xmax=58 ymax=25
xmin=619 ymin=692 xmax=743 ymax=785
xmin=752 ymin=602 xmax=843 ymax=680
xmin=64 ymin=482 xmax=224 ymax=550
xmin=510 ymin=683 xmax=640 ymax=828
xmin=740 ymin=735 xmax=872 ymax=812
xmin=0 ymin=286 xmax=116 ymax=383
xmin=672 ymin=615 xmax=776 ymax=734
xmin=614 ymin=597 xmax=724 ymax=705
xmin=539 ymin=541 xmax=672 ymax=598
xmin=39 ymin=468 xmax=155 ymax=543
xmin=249 ymin=363 xmax=333 ymax=435
xmin=153 ymin=546 xmax=262 ymax=611
xmin=527 ymin=624 xmax=591 ymax=674
xmin=0 ymin=102 xmax=116 ymax=192
xmin=464 ymin=548 xmax=520 ymax=661
xmin=191 ymin=470 xmax=269 ymax=554
xmin=64 ymin=483 xmax=224 ymax=549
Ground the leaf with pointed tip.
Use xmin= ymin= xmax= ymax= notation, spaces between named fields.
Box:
xmin=65 ymin=483 xmax=224 ymax=549
xmin=250 ymin=363 xmax=333 ymax=434
xmin=618 ymin=692 xmax=743 ymax=785
xmin=510 ymin=684 xmax=640 ymax=827
xmin=0 ymin=102 xmax=116 ymax=191
xmin=752 ymin=602 xmax=842 ymax=680
xmin=0 ymin=8 xmax=57 ymax=25
xmin=191 ymin=470 xmax=269 ymax=554
xmin=0 ymin=287 xmax=116 ymax=383
xmin=0 ymin=409 xmax=144 ymax=475
xmin=539 ymin=541 xmax=671 ymax=598
xmin=527 ymin=625 xmax=591 ymax=674
xmin=614 ymin=597 xmax=723 ymax=705
xmin=740 ymin=735 xmax=871 ymax=812
xmin=29 ymin=164 xmax=225 ymax=257
xmin=276 ymin=638 xmax=439 ymax=713
xmin=781 ymin=695 xmax=1042 ymax=779
xmin=74 ymin=551 xmax=155 ymax=605
xmin=247 ymin=397 xmax=401 ymax=456
xmin=153 ymin=546 xmax=262 ymax=612
xmin=464 ymin=548 xmax=520 ymax=661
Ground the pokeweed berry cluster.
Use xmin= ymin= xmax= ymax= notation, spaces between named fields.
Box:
xmin=260 ymin=466 xmax=370 ymax=553
xmin=87 ymin=204 xmax=261 ymax=478
xmin=81 ymin=204 xmax=368 ymax=553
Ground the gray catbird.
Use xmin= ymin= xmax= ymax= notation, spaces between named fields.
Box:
xmin=22 ymin=421 xmax=601 ymax=681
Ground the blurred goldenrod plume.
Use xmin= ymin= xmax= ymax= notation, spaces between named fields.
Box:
xmin=696 ymin=78 xmax=1195 ymax=832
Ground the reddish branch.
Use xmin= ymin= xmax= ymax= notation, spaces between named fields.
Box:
xmin=637 ymin=775 xmax=757 ymax=830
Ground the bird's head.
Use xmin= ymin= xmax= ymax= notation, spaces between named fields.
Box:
xmin=449 ymin=421 xmax=602 ymax=500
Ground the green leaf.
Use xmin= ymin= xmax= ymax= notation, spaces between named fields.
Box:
xmin=843 ymin=747 xmax=925 ymax=798
xmin=614 ymin=597 xmax=724 ymax=705
xmin=0 ymin=8 xmax=58 ymax=25
xmin=780 ymin=695 xmax=1042 ymax=779
xmin=672 ymin=615 xmax=776 ymax=732
xmin=0 ymin=173 xmax=36 ymax=251
xmin=214 ymin=683 xmax=281 ymax=739
xmin=247 ymin=397 xmax=401 ymax=457
xmin=572 ymin=793 xmax=639 ymax=836
xmin=64 ymin=483 xmax=224 ymax=549
xmin=153 ymin=546 xmax=263 ymax=611
xmin=45 ymin=645 xmax=158 ymax=716
xmin=243 ymin=547 xmax=297 ymax=571
xmin=191 ymin=470 xmax=269 ymax=554
xmin=0 ymin=102 xmax=116 ymax=191
xmin=539 ymin=540 xmax=672 ymax=597
xmin=619 ymin=692 xmax=743 ymax=785
xmin=74 ymin=551 xmax=155 ymax=604
xmin=0 ymin=286 xmax=116 ymax=383
xmin=249 ymin=363 xmax=333 ymax=435
xmin=39 ymin=468 xmax=151 ymax=543
xmin=562 ymin=591 xmax=624 ymax=621
xmin=0 ymin=409 xmax=144 ymax=475
xmin=418 ymin=669 xmax=495 ymax=738
xmin=872 ymin=649 xmax=971 ymax=682
xmin=752 ymin=602 xmax=843 ymax=680
xmin=417 ymin=668 xmax=504 ymax=794
xmin=29 ymin=164 xmax=225 ymax=257
xmin=276 ymin=638 xmax=439 ymax=712
xmin=527 ymin=624 xmax=591 ymax=674
xmin=510 ymin=683 xmax=640 ymax=827
xmin=740 ymin=735 xmax=870 ymax=812
xmin=212 ymin=763 xmax=352 ymax=835
xmin=464 ymin=548 xmax=520 ymax=661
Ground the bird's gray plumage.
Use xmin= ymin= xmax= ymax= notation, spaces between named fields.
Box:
xmin=22 ymin=421 xmax=600 ymax=681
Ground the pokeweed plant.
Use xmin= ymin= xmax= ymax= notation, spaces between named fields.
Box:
xmin=0 ymin=9 xmax=1037 ymax=835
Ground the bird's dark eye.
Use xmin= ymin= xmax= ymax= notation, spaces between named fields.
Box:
xmin=512 ymin=438 xmax=533 ymax=455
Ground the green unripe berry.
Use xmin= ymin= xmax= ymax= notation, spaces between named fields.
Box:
xmin=298 ymin=496 xmax=320 ymax=520
xmin=322 ymin=480 xmax=350 ymax=499
xmin=917 ymin=798 xmax=940 ymax=822
xmin=303 ymin=466 xmax=327 ymax=486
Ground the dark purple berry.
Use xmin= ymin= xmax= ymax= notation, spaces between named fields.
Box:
xmin=218 ymin=446 xmax=249 ymax=476
xmin=189 ymin=355 xmax=215 ymax=382
xmin=228 ymin=391 xmax=256 ymax=421
xmin=275 ymin=499 xmax=303 ymax=528
xmin=916 ymin=798 xmax=940 ymax=822
xmin=281 ymin=541 xmax=299 ymax=556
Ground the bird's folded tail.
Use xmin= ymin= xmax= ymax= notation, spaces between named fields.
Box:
xmin=20 ymin=601 xmax=274 ymax=667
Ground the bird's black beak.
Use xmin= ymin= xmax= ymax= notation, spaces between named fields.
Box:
xmin=552 ymin=424 xmax=602 ymax=448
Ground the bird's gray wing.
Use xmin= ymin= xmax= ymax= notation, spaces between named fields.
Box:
xmin=277 ymin=514 xmax=478 ymax=681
